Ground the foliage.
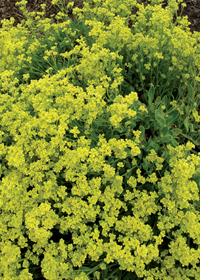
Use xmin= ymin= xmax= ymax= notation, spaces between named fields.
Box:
xmin=0 ymin=0 xmax=200 ymax=279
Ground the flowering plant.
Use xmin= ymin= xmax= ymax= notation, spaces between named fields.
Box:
xmin=0 ymin=0 xmax=200 ymax=279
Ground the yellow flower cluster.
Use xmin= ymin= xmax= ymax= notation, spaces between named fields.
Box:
xmin=0 ymin=0 xmax=200 ymax=279
xmin=146 ymin=149 xmax=165 ymax=171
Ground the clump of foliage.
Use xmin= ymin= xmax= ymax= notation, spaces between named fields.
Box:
xmin=0 ymin=0 xmax=200 ymax=279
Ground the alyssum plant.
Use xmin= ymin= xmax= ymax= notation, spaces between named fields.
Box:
xmin=0 ymin=0 xmax=200 ymax=279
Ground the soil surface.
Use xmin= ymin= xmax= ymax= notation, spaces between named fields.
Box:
xmin=0 ymin=0 xmax=200 ymax=33
xmin=1 ymin=0 xmax=200 ymax=115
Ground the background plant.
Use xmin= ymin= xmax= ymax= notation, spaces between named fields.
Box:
xmin=0 ymin=0 xmax=200 ymax=279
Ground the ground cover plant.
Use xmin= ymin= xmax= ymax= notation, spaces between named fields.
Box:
xmin=0 ymin=0 xmax=200 ymax=279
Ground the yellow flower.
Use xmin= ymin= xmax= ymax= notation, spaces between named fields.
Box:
xmin=144 ymin=63 xmax=151 ymax=70
xmin=139 ymin=105 xmax=148 ymax=112
xmin=100 ymin=262 xmax=107 ymax=270
xmin=133 ymin=130 xmax=142 ymax=138
xmin=161 ymin=74 xmax=166 ymax=79
xmin=147 ymin=172 xmax=158 ymax=184
xmin=23 ymin=73 xmax=30 ymax=81
xmin=69 ymin=126 xmax=80 ymax=138
xmin=117 ymin=162 xmax=124 ymax=168
xmin=195 ymin=76 xmax=200 ymax=82
xmin=127 ymin=176 xmax=137 ymax=189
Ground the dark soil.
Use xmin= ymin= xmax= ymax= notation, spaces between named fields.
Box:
xmin=0 ymin=0 xmax=200 ymax=33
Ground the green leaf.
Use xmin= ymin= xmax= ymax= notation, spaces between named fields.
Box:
xmin=138 ymin=149 xmax=143 ymax=159
xmin=79 ymin=266 xmax=91 ymax=272
xmin=154 ymin=96 xmax=161 ymax=108
xmin=143 ymin=115 xmax=151 ymax=129
xmin=129 ymin=86 xmax=135 ymax=92
xmin=153 ymin=121 xmax=163 ymax=131
xmin=139 ymin=125 xmax=145 ymax=141
xmin=180 ymin=133 xmax=200 ymax=146
xmin=171 ymin=128 xmax=182 ymax=137
xmin=162 ymin=126 xmax=172 ymax=136
xmin=105 ymin=129 xmax=112 ymax=139
xmin=183 ymin=117 xmax=189 ymax=133
xmin=144 ymin=140 xmax=160 ymax=153
xmin=155 ymin=109 xmax=165 ymax=127
xmin=149 ymin=103 xmax=155 ymax=114
xmin=171 ymin=138 xmax=179 ymax=147
xmin=159 ymin=135 xmax=174 ymax=143
xmin=57 ymin=62 xmax=63 ymax=70
xmin=135 ymin=112 xmax=147 ymax=122
xmin=125 ymin=169 xmax=133 ymax=179
xmin=58 ymin=37 xmax=70 ymax=51
xmin=187 ymin=84 xmax=196 ymax=100
xmin=130 ymin=120 xmax=137 ymax=129
xmin=161 ymin=95 xmax=168 ymax=107
xmin=165 ymin=110 xmax=180 ymax=128
xmin=125 ymin=160 xmax=131 ymax=169
xmin=148 ymin=86 xmax=155 ymax=106
xmin=142 ymin=158 xmax=149 ymax=171
xmin=90 ymin=142 xmax=96 ymax=149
